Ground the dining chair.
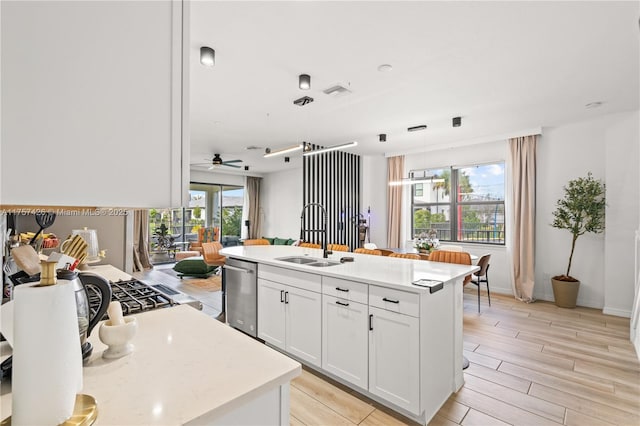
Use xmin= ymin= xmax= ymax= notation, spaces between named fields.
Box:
xmin=299 ymin=242 xmax=321 ymax=249
xmin=428 ymin=250 xmax=473 ymax=285
xmin=470 ymin=254 xmax=491 ymax=312
xmin=353 ymin=248 xmax=382 ymax=256
xmin=388 ymin=253 xmax=421 ymax=260
xmin=243 ymin=239 xmax=270 ymax=246
xmin=327 ymin=244 xmax=350 ymax=252
xmin=201 ymin=242 xmax=226 ymax=274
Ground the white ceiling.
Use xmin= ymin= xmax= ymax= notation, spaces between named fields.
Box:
xmin=189 ymin=1 xmax=639 ymax=175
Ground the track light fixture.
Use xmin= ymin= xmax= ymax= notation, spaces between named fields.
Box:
xmin=299 ymin=74 xmax=311 ymax=90
xmin=303 ymin=141 xmax=358 ymax=156
xmin=452 ymin=117 xmax=462 ymax=127
xmin=407 ymin=125 xmax=427 ymax=132
xmin=264 ymin=144 xmax=304 ymax=158
xmin=200 ymin=46 xmax=215 ymax=67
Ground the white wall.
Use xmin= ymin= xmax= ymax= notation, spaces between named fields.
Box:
xmin=260 ymin=168 xmax=302 ymax=239
xmin=402 ymin=140 xmax=512 ymax=295
xmin=361 ymin=155 xmax=388 ymax=248
xmin=190 ymin=170 xmax=252 ymax=187
xmin=536 ymin=111 xmax=639 ymax=311
xmin=603 ymin=112 xmax=640 ymax=317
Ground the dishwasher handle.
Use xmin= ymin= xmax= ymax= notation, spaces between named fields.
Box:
xmin=223 ymin=264 xmax=254 ymax=274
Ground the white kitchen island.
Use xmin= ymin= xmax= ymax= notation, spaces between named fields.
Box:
xmin=220 ymin=245 xmax=479 ymax=425
xmin=1 ymin=305 xmax=301 ymax=425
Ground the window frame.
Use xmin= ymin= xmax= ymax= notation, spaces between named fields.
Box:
xmin=411 ymin=162 xmax=505 ymax=245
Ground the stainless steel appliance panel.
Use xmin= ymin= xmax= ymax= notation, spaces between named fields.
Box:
xmin=224 ymin=258 xmax=258 ymax=337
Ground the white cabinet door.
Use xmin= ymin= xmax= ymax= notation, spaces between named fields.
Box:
xmin=257 ymin=279 xmax=286 ymax=350
xmin=369 ymin=306 xmax=420 ymax=414
xmin=1 ymin=0 xmax=188 ymax=207
xmin=285 ymin=286 xmax=322 ymax=368
xmin=322 ymin=295 xmax=368 ymax=389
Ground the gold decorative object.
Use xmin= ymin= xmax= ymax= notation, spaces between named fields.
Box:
xmin=1 ymin=394 xmax=98 ymax=426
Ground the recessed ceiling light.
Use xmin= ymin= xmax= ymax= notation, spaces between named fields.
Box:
xmin=452 ymin=117 xmax=462 ymax=127
xmin=299 ymin=74 xmax=311 ymax=90
xmin=379 ymin=134 xmax=387 ymax=142
xmin=200 ymin=46 xmax=215 ymax=67
xmin=377 ymin=64 xmax=393 ymax=72
xmin=585 ymin=101 xmax=604 ymax=109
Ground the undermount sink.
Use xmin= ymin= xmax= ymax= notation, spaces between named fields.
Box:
xmin=275 ymin=256 xmax=318 ymax=264
xmin=307 ymin=261 xmax=341 ymax=267
xmin=275 ymin=256 xmax=341 ymax=267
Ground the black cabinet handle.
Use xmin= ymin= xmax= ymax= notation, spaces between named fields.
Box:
xmin=335 ymin=300 xmax=349 ymax=307
xmin=382 ymin=297 xmax=400 ymax=304
xmin=284 ymin=291 xmax=289 ymax=304
xmin=280 ymin=290 xmax=284 ymax=303
xmin=336 ymin=287 xmax=349 ymax=292
xmin=369 ymin=314 xmax=373 ymax=331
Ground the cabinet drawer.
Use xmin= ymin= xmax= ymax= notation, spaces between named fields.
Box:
xmin=369 ymin=286 xmax=419 ymax=317
xmin=258 ymin=264 xmax=322 ymax=293
xmin=322 ymin=277 xmax=368 ymax=305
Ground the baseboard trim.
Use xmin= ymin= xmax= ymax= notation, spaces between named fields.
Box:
xmin=603 ymin=306 xmax=632 ymax=318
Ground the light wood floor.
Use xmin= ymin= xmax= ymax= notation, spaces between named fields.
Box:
xmin=290 ymin=288 xmax=640 ymax=426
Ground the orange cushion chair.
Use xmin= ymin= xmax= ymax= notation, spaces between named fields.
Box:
xmin=201 ymin=242 xmax=226 ymax=269
xmin=190 ymin=227 xmax=219 ymax=254
xmin=243 ymin=239 xmax=270 ymax=246
xmin=428 ymin=250 xmax=473 ymax=285
xmin=327 ymin=244 xmax=350 ymax=252
xmin=388 ymin=253 xmax=421 ymax=260
xmin=299 ymin=242 xmax=321 ymax=249
xmin=353 ymin=248 xmax=382 ymax=256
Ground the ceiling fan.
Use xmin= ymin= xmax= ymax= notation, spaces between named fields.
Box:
xmin=192 ymin=153 xmax=243 ymax=169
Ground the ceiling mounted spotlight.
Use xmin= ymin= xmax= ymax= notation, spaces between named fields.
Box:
xmin=284 ymin=157 xmax=290 ymax=163
xmin=200 ymin=46 xmax=215 ymax=67
xmin=452 ymin=117 xmax=462 ymax=127
xmin=379 ymin=134 xmax=387 ymax=142
xmin=244 ymin=166 xmax=249 ymax=171
xmin=407 ymin=125 xmax=427 ymax=132
xmin=299 ymin=74 xmax=311 ymax=90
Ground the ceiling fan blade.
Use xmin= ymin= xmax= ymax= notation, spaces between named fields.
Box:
xmin=223 ymin=159 xmax=243 ymax=164
xmin=224 ymin=163 xmax=241 ymax=168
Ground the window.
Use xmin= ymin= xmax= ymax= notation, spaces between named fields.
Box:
xmin=148 ymin=183 xmax=244 ymax=254
xmin=411 ymin=163 xmax=505 ymax=244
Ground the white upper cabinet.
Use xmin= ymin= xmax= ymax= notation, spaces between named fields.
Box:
xmin=1 ymin=0 xmax=189 ymax=208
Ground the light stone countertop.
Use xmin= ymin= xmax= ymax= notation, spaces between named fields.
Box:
xmin=220 ymin=245 xmax=479 ymax=292
xmin=1 ymin=305 xmax=301 ymax=425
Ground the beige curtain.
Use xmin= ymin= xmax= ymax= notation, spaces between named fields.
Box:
xmin=508 ymin=135 xmax=537 ymax=302
xmin=133 ymin=209 xmax=152 ymax=272
xmin=246 ymin=176 xmax=262 ymax=239
xmin=386 ymin=155 xmax=404 ymax=248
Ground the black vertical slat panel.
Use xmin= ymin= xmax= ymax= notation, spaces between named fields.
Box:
xmin=346 ymin=152 xmax=351 ymax=248
xmin=356 ymin=155 xmax=360 ymax=249
xmin=338 ymin=151 xmax=342 ymax=244
xmin=350 ymin=153 xmax=355 ymax=249
xmin=347 ymin=153 xmax=352 ymax=249
xmin=302 ymin=152 xmax=306 ymax=241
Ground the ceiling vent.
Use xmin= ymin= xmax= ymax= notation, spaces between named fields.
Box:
xmin=293 ymin=96 xmax=314 ymax=107
xmin=323 ymin=84 xmax=351 ymax=97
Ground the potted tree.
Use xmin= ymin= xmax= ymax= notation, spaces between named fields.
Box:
xmin=550 ymin=172 xmax=606 ymax=308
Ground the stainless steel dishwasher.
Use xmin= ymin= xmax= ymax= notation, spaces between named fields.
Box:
xmin=223 ymin=257 xmax=258 ymax=337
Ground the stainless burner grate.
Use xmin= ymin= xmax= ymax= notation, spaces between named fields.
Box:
xmin=87 ymin=278 xmax=175 ymax=320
